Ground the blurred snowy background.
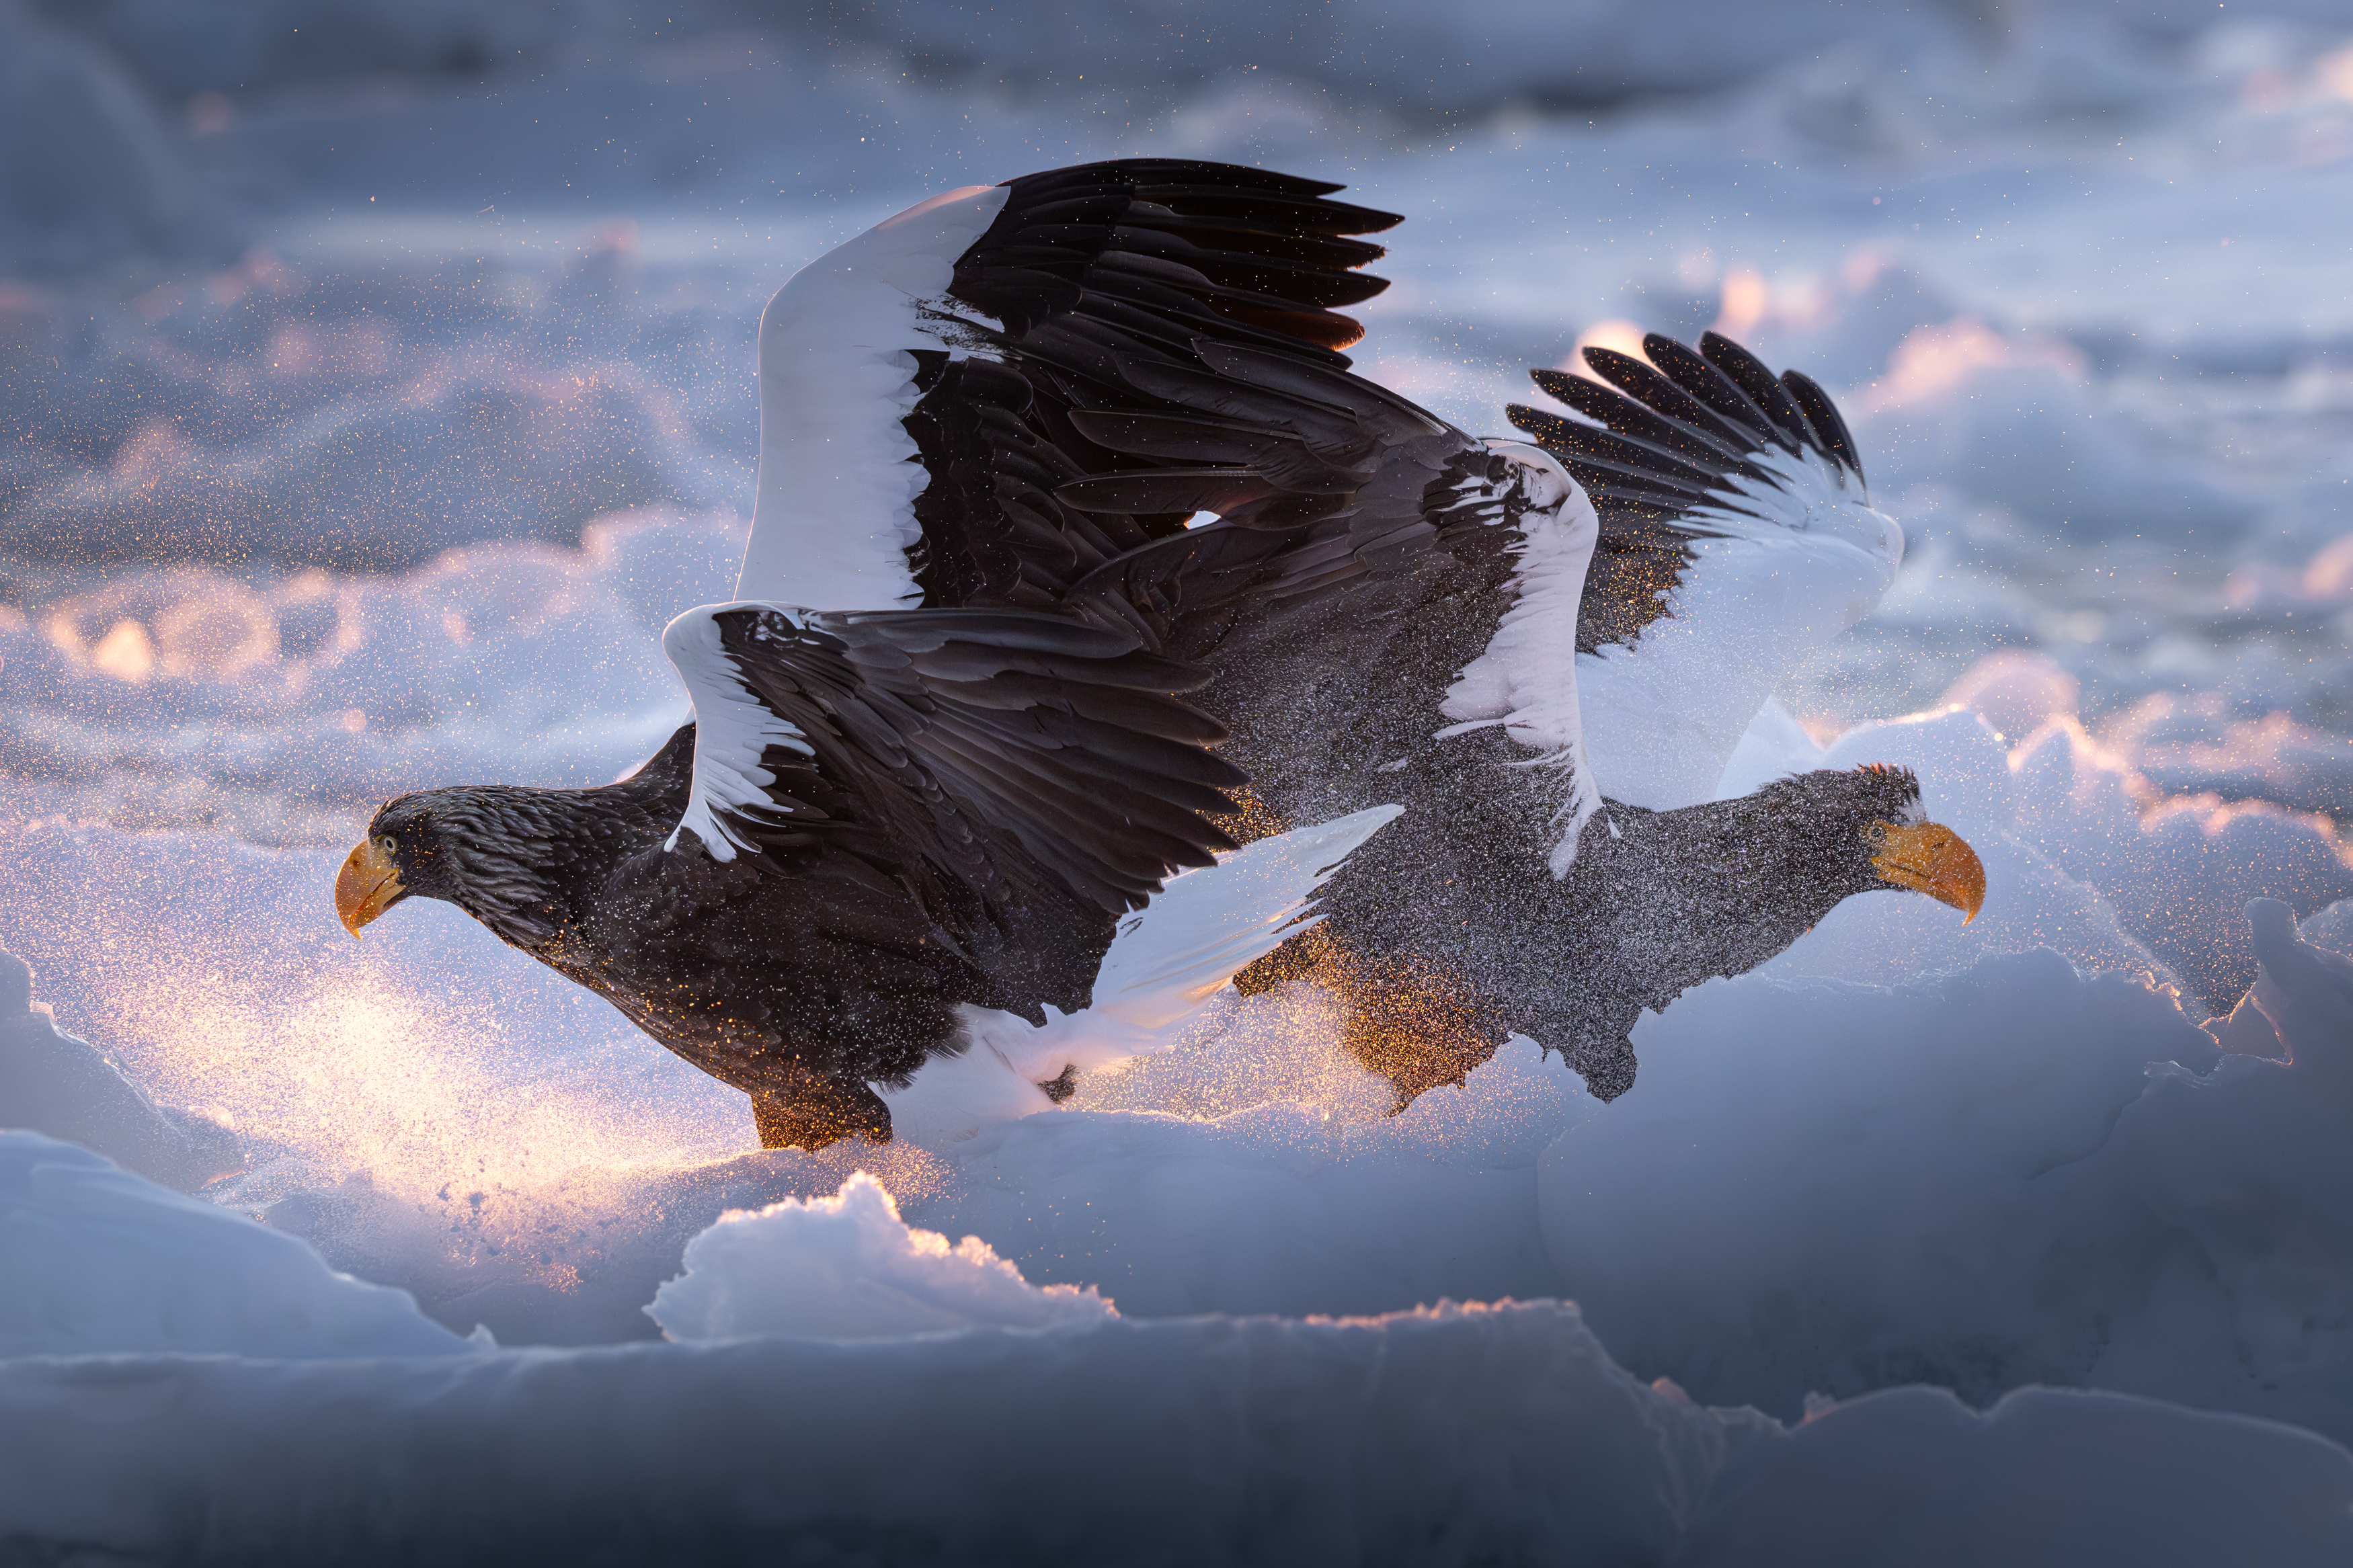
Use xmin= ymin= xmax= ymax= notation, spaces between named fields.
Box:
xmin=9 ymin=0 xmax=2353 ymax=1557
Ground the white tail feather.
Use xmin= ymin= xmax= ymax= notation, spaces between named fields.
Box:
xmin=876 ymin=804 xmax=1403 ymax=1148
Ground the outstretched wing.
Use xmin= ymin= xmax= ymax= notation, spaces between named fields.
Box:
xmin=1505 ymin=331 xmax=1904 ymax=810
xmin=736 ymin=161 xmax=1402 ymax=612
xmin=1041 ymin=327 xmax=1605 ymax=871
xmin=661 ymin=604 xmax=1243 ymax=917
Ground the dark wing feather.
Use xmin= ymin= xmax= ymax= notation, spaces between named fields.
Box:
xmin=686 ymin=606 xmax=1244 ymax=919
xmin=1505 ymin=329 xmax=1870 ymax=655
xmin=899 ymin=161 xmax=1403 ymax=608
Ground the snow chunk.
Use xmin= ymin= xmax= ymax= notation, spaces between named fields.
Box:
xmin=2112 ymin=692 xmax=2353 ymax=821
xmin=1768 ymin=706 xmax=2179 ymax=991
xmin=1940 ymin=649 xmax=2082 ymax=745
xmin=2010 ymin=713 xmax=2353 ymax=1012
xmin=1540 ymin=933 xmax=2353 ymax=1446
xmin=1546 ymin=954 xmax=2208 ymax=1415
xmin=0 ymin=1131 xmax=468 ymax=1358
xmin=647 ymin=1171 xmax=1114 ymax=1343
xmin=0 ymin=946 xmax=239 ymax=1192
xmin=2209 ymin=898 xmax=2353 ymax=1067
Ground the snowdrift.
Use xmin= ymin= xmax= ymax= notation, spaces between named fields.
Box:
xmin=0 ymin=1131 xmax=465 ymax=1358
xmin=5 ymin=1128 xmax=2353 ymax=1567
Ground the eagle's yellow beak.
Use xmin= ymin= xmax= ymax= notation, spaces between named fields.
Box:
xmin=1870 ymin=821 xmax=1986 ymax=924
xmin=335 ymin=837 xmax=405 ymax=938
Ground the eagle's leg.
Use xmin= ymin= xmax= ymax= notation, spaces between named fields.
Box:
xmin=1235 ymin=921 xmax=1503 ymax=1114
xmin=750 ymin=1077 xmax=893 ymax=1151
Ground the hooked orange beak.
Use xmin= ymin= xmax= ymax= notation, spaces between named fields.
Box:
xmin=335 ymin=837 xmax=405 ymax=938
xmin=1871 ymin=821 xmax=1986 ymax=924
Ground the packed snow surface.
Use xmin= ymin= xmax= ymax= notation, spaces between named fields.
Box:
xmin=9 ymin=0 xmax=2353 ymax=1556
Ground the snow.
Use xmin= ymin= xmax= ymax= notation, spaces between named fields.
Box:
xmin=0 ymin=1131 xmax=469 ymax=1358
xmin=10 ymin=0 xmax=2353 ymax=1551
xmin=646 ymin=1170 xmax=1116 ymax=1342
xmin=4 ymin=1153 xmax=2352 ymax=1562
xmin=0 ymin=950 xmax=238 ymax=1192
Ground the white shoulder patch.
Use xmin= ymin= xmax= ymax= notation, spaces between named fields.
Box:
xmin=661 ymin=604 xmax=817 ymax=862
xmin=1435 ymin=447 xmax=1608 ymax=876
xmin=735 ymin=183 xmax=1014 ymax=611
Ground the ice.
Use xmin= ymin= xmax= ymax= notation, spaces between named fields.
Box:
xmin=1545 ymin=907 xmax=2353 ymax=1447
xmin=2210 ymin=897 xmax=2353 ymax=1062
xmin=2113 ymin=693 xmax=2353 ymax=819
xmin=2005 ymin=710 xmax=2353 ymax=1012
xmin=1761 ymin=705 xmax=2186 ymax=994
xmin=1778 ymin=656 xmax=2353 ymax=1014
xmin=0 ymin=1130 xmax=468 ymax=1358
xmin=0 ymin=946 xmax=237 ymax=1191
xmin=646 ymin=1171 xmax=1116 ymax=1342
xmin=1683 ymin=1384 xmax=2353 ymax=1568
xmin=1544 ymin=953 xmax=2218 ymax=1417
xmin=1938 ymin=650 xmax=2082 ymax=745
xmin=5 ymin=1278 xmax=2351 ymax=1564
xmin=0 ymin=507 xmax=741 ymax=842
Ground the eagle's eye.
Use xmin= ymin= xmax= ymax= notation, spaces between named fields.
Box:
xmin=376 ymin=835 xmax=398 ymax=858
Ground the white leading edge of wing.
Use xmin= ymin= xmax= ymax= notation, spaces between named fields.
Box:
xmin=735 ymin=183 xmax=1013 ymax=610
xmin=1435 ymin=444 xmax=1606 ymax=877
xmin=661 ymin=602 xmax=815 ymax=862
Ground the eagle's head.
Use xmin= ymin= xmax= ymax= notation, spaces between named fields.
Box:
xmin=1722 ymin=763 xmax=1984 ymax=924
xmin=1821 ymin=762 xmax=1985 ymax=921
xmin=335 ymin=785 xmax=571 ymax=946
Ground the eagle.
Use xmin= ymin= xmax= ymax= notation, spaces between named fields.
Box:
xmin=639 ymin=157 xmax=1987 ymax=1106
xmin=334 ymin=611 xmax=1259 ymax=1149
xmin=333 ymin=165 xmax=1416 ymax=1151
xmin=338 ymin=158 xmax=1984 ymax=1139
